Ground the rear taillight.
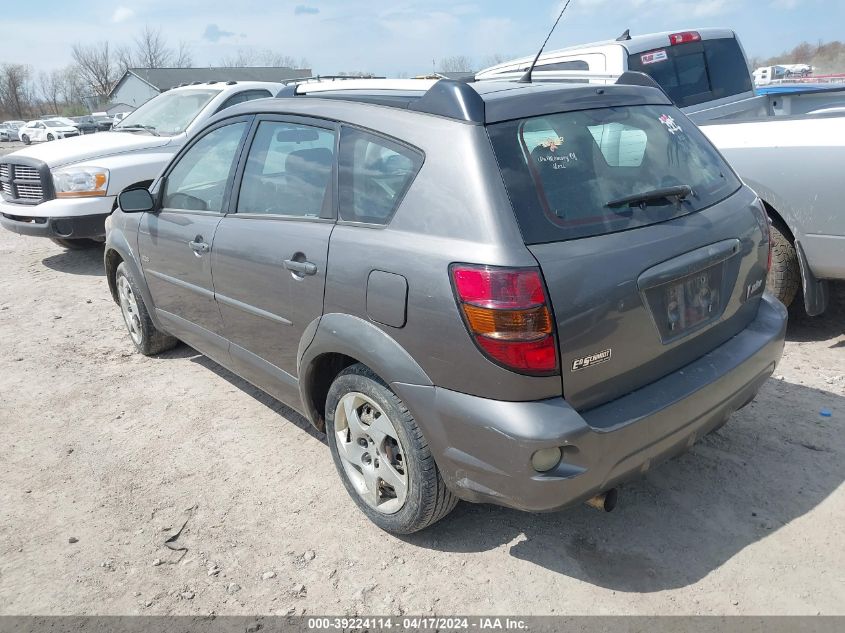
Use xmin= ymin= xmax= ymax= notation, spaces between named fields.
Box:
xmin=669 ymin=31 xmax=701 ymax=45
xmin=451 ymin=265 xmax=558 ymax=375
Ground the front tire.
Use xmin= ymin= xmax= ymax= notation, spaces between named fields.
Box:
xmin=766 ymin=221 xmax=800 ymax=308
xmin=115 ymin=262 xmax=178 ymax=356
xmin=21 ymin=135 xmax=30 ymax=145
xmin=46 ymin=134 xmax=54 ymax=141
xmin=326 ymin=364 xmax=457 ymax=534
xmin=50 ymin=238 xmax=103 ymax=250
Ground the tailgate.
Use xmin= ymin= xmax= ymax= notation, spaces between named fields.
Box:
xmin=531 ymin=188 xmax=769 ymax=411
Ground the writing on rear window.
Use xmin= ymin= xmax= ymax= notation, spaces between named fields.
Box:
xmin=487 ymin=104 xmax=742 ymax=244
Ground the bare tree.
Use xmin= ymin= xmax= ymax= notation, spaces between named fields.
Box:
xmin=0 ymin=63 xmax=33 ymax=119
xmin=60 ymin=66 xmax=87 ymax=109
xmin=437 ymin=55 xmax=474 ymax=73
xmin=72 ymin=41 xmax=117 ymax=97
xmin=114 ymin=44 xmax=136 ymax=74
xmin=220 ymin=48 xmax=307 ymax=68
xmin=480 ymin=53 xmax=509 ymax=68
xmin=39 ymin=70 xmax=64 ymax=115
xmin=335 ymin=71 xmax=377 ymax=78
xmin=173 ymin=41 xmax=194 ymax=68
xmin=112 ymin=27 xmax=194 ymax=74
xmin=134 ymin=25 xmax=173 ymax=69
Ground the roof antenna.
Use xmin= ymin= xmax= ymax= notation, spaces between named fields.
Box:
xmin=519 ymin=0 xmax=573 ymax=83
xmin=616 ymin=28 xmax=631 ymax=41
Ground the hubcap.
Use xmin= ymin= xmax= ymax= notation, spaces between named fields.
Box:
xmin=117 ymin=275 xmax=143 ymax=345
xmin=334 ymin=392 xmax=408 ymax=514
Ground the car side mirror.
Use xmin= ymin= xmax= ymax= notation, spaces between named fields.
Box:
xmin=118 ymin=188 xmax=156 ymax=213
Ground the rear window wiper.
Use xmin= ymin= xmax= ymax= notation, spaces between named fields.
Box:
xmin=606 ymin=185 xmax=694 ymax=209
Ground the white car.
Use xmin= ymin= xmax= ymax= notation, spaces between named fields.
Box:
xmin=1 ymin=81 xmax=281 ymax=249
xmin=18 ymin=120 xmax=80 ymax=145
xmin=112 ymin=112 xmax=129 ymax=126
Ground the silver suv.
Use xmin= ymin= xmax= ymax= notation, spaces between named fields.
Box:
xmin=105 ymin=77 xmax=787 ymax=533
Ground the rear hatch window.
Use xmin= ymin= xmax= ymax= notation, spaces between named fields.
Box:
xmin=627 ymin=37 xmax=753 ymax=107
xmin=488 ymin=104 xmax=741 ymax=244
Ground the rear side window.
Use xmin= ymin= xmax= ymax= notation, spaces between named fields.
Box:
xmin=217 ymin=89 xmax=272 ymax=113
xmin=488 ymin=105 xmax=741 ymax=244
xmin=237 ymin=121 xmax=336 ymax=218
xmin=628 ymin=37 xmax=753 ymax=107
xmin=338 ymin=127 xmax=423 ymax=224
xmin=540 ymin=60 xmax=589 ymax=71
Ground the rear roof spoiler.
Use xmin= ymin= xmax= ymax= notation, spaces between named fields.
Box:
xmin=275 ymin=74 xmax=669 ymax=125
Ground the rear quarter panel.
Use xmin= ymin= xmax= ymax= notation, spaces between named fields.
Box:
xmin=316 ymin=106 xmax=562 ymax=401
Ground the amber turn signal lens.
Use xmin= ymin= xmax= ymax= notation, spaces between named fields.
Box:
xmin=462 ymin=304 xmax=552 ymax=340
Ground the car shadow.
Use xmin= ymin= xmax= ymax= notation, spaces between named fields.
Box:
xmin=41 ymin=245 xmax=105 ymax=277
xmin=187 ymin=351 xmax=327 ymax=444
xmin=786 ymin=282 xmax=844 ymax=343
xmin=402 ymin=378 xmax=843 ymax=592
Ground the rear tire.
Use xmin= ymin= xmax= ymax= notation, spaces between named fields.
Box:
xmin=766 ymin=221 xmax=800 ymax=308
xmin=115 ymin=262 xmax=178 ymax=356
xmin=326 ymin=364 xmax=457 ymax=534
xmin=50 ymin=238 xmax=102 ymax=250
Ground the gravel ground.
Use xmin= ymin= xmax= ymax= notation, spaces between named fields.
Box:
xmin=1 ymin=141 xmax=25 ymax=155
xmin=0 ymin=228 xmax=843 ymax=617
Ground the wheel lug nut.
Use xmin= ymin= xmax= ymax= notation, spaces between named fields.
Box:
xmin=357 ymin=438 xmax=367 ymax=448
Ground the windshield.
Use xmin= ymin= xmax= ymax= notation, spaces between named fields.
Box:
xmin=45 ymin=120 xmax=66 ymax=128
xmin=627 ymin=37 xmax=753 ymax=108
xmin=114 ymin=89 xmax=220 ymax=136
xmin=488 ymin=104 xmax=741 ymax=243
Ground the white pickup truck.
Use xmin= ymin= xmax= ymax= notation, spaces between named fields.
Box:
xmin=478 ymin=28 xmax=845 ymax=315
xmin=0 ymin=81 xmax=281 ymax=250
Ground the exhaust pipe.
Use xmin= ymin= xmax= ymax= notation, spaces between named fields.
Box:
xmin=585 ymin=488 xmax=618 ymax=512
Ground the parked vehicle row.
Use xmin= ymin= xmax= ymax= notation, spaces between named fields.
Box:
xmin=0 ymin=120 xmax=25 ymax=142
xmin=103 ymin=76 xmax=786 ymax=533
xmin=476 ymin=27 xmax=845 ymax=317
xmin=17 ymin=119 xmax=80 ymax=144
xmin=0 ymin=81 xmax=280 ymax=249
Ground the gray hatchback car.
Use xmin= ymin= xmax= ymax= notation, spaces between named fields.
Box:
xmin=105 ymin=76 xmax=787 ymax=534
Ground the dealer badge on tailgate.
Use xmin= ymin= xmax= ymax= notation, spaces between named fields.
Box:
xmin=572 ymin=349 xmax=612 ymax=372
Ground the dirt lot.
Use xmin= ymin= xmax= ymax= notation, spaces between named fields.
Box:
xmin=0 ymin=226 xmax=843 ymax=616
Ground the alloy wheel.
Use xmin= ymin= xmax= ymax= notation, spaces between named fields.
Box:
xmin=334 ymin=392 xmax=408 ymax=514
xmin=117 ymin=275 xmax=143 ymax=345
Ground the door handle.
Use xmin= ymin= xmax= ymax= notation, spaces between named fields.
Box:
xmin=283 ymin=259 xmax=318 ymax=276
xmin=189 ymin=238 xmax=210 ymax=254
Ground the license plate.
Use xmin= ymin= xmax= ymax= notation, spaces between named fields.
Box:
xmin=664 ymin=266 xmax=722 ymax=336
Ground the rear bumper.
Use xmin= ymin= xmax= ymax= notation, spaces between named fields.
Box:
xmin=394 ymin=293 xmax=787 ymax=512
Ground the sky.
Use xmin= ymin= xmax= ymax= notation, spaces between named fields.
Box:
xmin=1 ymin=0 xmax=842 ymax=75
